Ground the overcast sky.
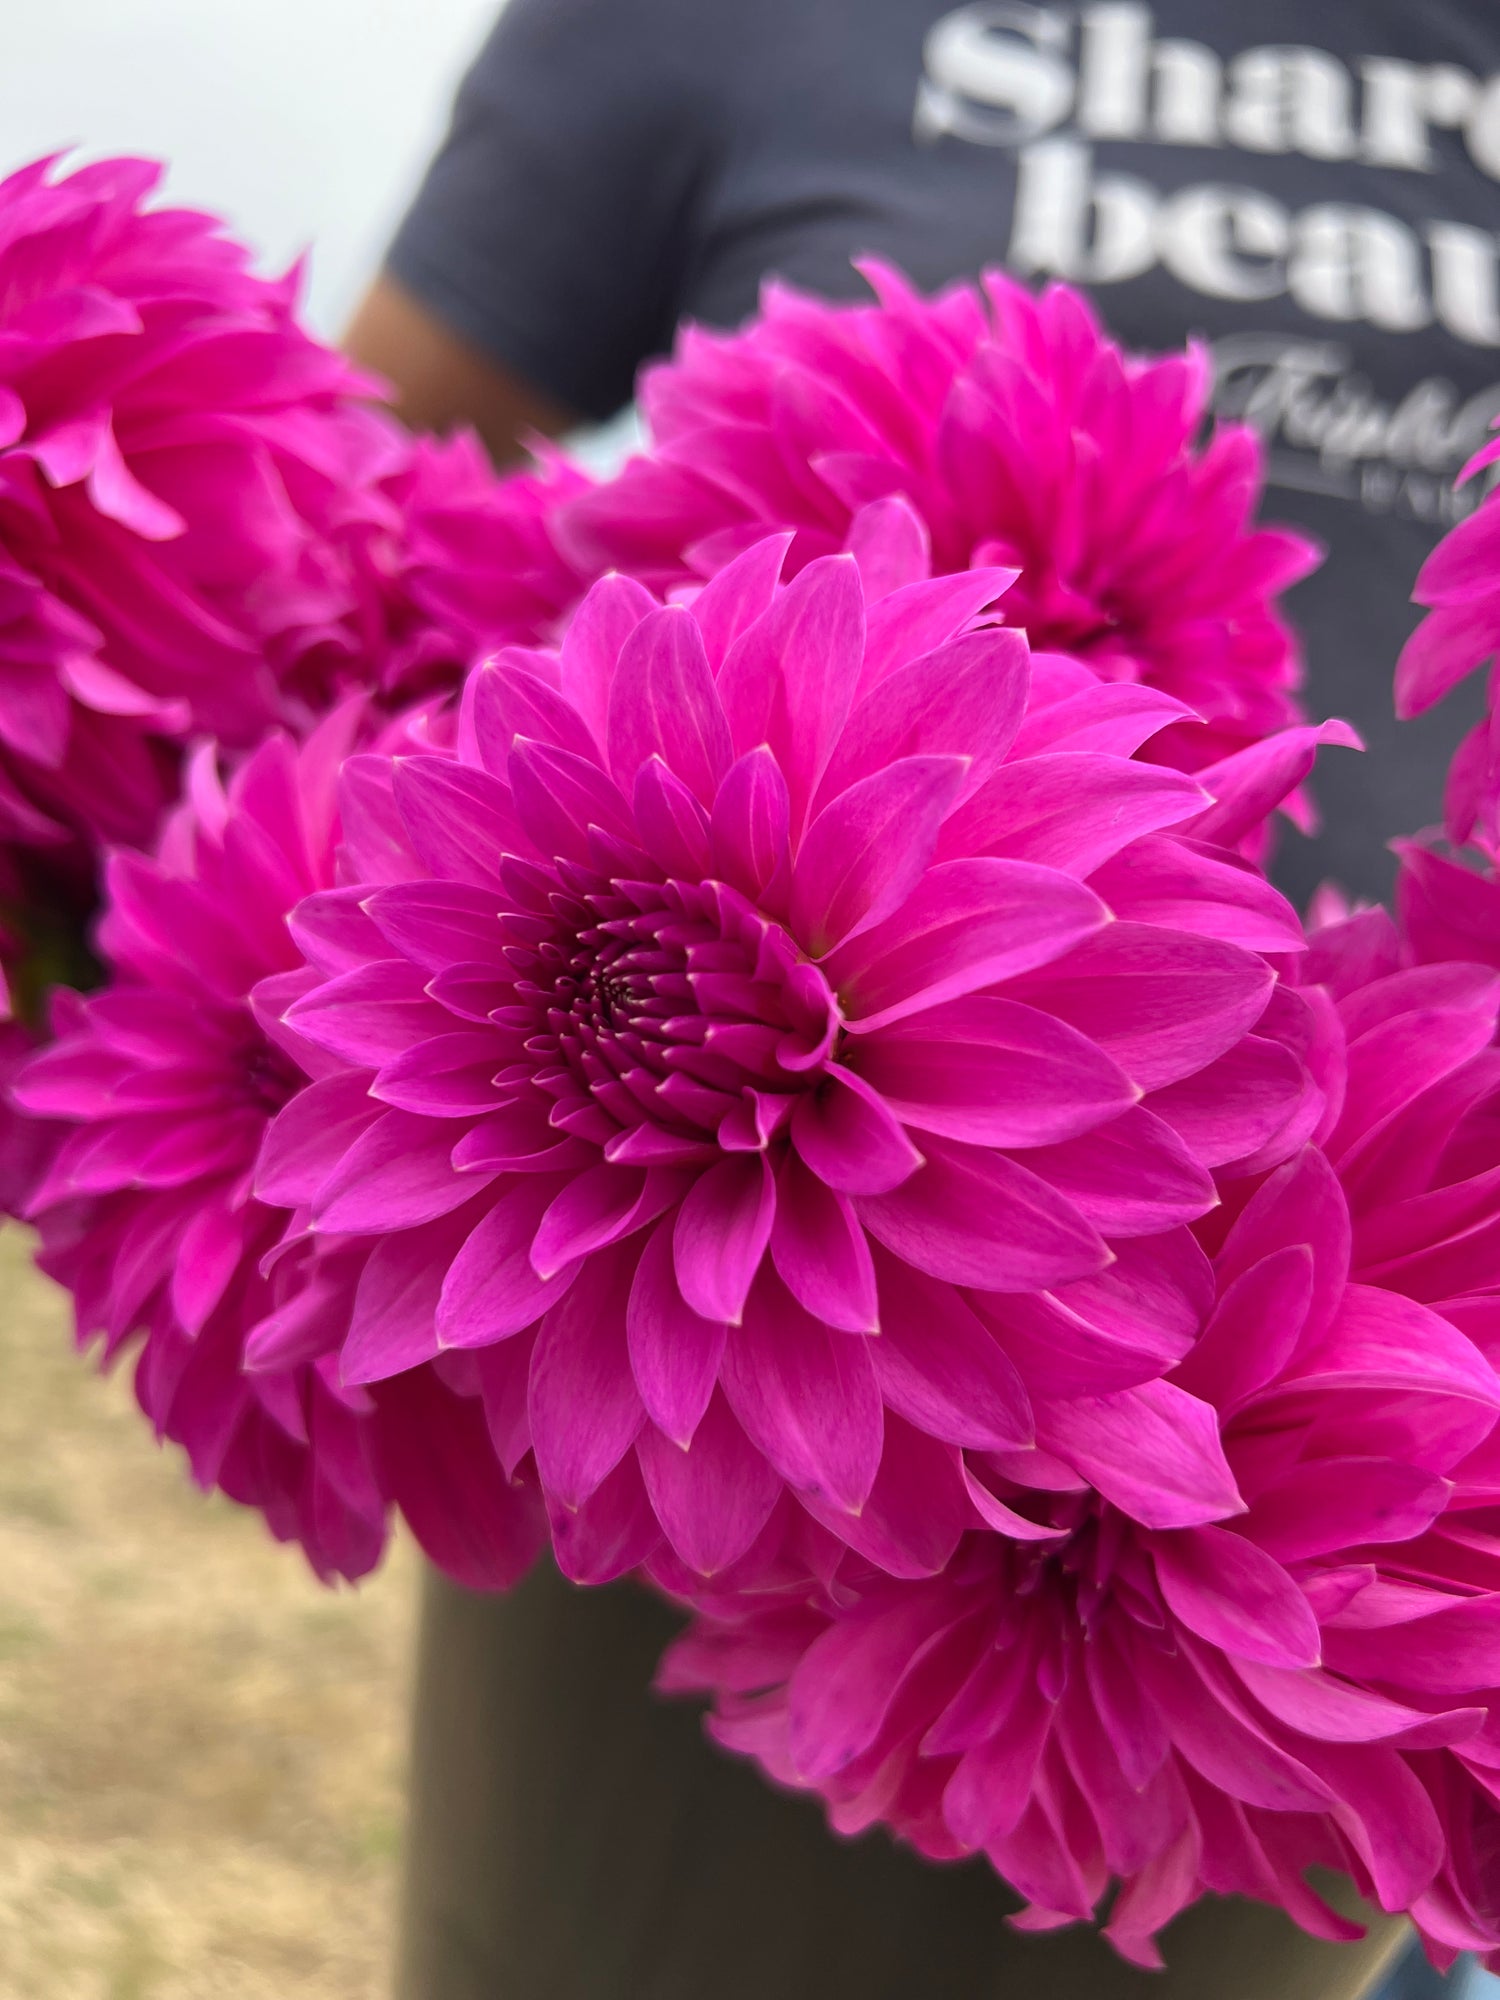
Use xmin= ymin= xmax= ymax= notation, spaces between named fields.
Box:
xmin=1 ymin=0 xmax=502 ymax=335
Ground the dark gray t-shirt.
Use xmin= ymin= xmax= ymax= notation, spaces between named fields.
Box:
xmin=389 ymin=0 xmax=1500 ymax=904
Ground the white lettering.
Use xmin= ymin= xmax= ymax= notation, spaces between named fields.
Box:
xmin=1223 ymin=46 xmax=1357 ymax=160
xmin=915 ymin=4 xmax=1074 ymax=147
xmin=1426 ymin=222 xmax=1500 ymax=347
xmin=1359 ymin=58 xmax=1435 ymax=170
xmin=1077 ymin=4 xmax=1152 ymax=141
xmin=1152 ymin=39 xmax=1222 ymax=147
xmin=1009 ymin=138 xmax=1158 ymax=284
xmin=1288 ymin=206 xmax=1430 ymax=332
xmin=1467 ymin=75 xmax=1500 ymax=180
xmin=1157 ymin=186 xmax=1288 ymax=301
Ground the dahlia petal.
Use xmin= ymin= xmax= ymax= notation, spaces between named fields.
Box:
xmin=626 ymin=1217 xmax=727 ymax=1445
xmin=1134 ymin=1642 xmax=1332 ymax=1812
xmin=531 ymin=1163 xmax=684 ymax=1279
xmin=943 ymin=1680 xmax=1055 ymax=1848
xmin=788 ymin=1586 xmax=956 ymax=1781
xmin=470 ymin=654 xmax=600 ymax=771
xmin=768 ymin=1150 xmax=880 ymax=1332
xmin=868 ymin=1248 xmax=1033 ymax=1450
xmin=1010 ymin=683 xmax=1192 ymax=759
xmin=315 ymin=1108 xmax=487 ymax=1232
xmin=850 ymin=995 xmax=1135 ymax=1147
xmin=819 ymin=627 xmax=1029 ymax=808
xmin=790 ymin=1066 xmax=924 ymax=1194
xmin=1242 ymin=1458 xmax=1452 ymax=1563
xmin=1236 ymin=1656 xmax=1482 ymax=1753
xmin=790 ymin=753 xmax=968 ymax=956
xmin=558 ymin=570 xmax=658 ymax=746
xmin=1034 ymin=1380 xmax=1243 ymax=1529
xmin=1297 ymin=1740 xmax=1446 ymax=1912
xmin=941 ymin=754 xmax=1207 ymax=876
xmin=1216 ymin=1147 xmax=1350 ymax=1348
xmin=633 ymin=756 xmax=713 ymax=877
xmin=1287 ymin=1283 xmax=1500 ymax=1412
xmin=636 ymin=1392 xmax=781 ymax=1576
xmin=673 ymin=1154 xmax=776 ymax=1323
xmin=718 ymin=550 xmax=865 ymax=826
xmin=858 ymin=1135 xmax=1107 ymax=1291
xmin=1325 ymin=1595 xmax=1500 ymax=1694
xmin=1084 ymin=1628 xmax=1172 ymax=1791
xmin=391 ymin=754 xmax=519 ymax=889
xmin=170 ymin=1197 xmax=246 ymax=1338
xmin=607 ymin=602 xmax=732 ymax=803
xmin=1151 ymin=1525 xmax=1320 ymax=1668
xmin=1185 ymin=721 xmax=1362 ymax=848
xmin=800 ymin=1418 xmax=974 ymax=1578
xmin=528 ymin=1249 xmax=645 ymax=1509
xmin=722 ymin=1272 xmax=883 ymax=1512
xmin=832 ymin=858 xmax=1109 ymax=1032
xmin=435 ymin=1181 xmax=581 ymax=1347
xmin=1146 ymin=1034 xmax=1308 ymax=1169
xmin=688 ymin=530 xmax=792 ymax=671
xmin=858 ymin=568 xmax=1016 ymax=690
xmin=341 ymin=1206 xmax=486 ymax=1383
xmin=1006 ymin=923 xmax=1276 ymax=1092
xmin=844 ymin=493 xmax=932 ymax=597
xmin=1017 ymin=1105 xmax=1216 ymax=1236
xmin=283 ymin=960 xmax=448 ymax=1069
xmin=361 ymin=882 xmax=505 ymax=973
xmin=373 ymin=1031 xmax=516 ymax=1117
xmin=546 ymin=1449 xmax=663 ymax=1585
xmin=1088 ymin=836 xmax=1306 ymax=954
xmin=1171 ymin=1245 xmax=1315 ymax=1414
xmin=508 ymin=735 xmax=636 ymax=863
xmin=373 ymin=1370 xmax=543 ymax=1592
xmin=709 ymin=745 xmax=791 ymax=902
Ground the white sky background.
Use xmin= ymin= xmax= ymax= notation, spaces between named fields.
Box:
xmin=0 ymin=0 xmax=506 ymax=338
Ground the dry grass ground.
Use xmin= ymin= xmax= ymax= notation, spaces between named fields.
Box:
xmin=0 ymin=1224 xmax=417 ymax=2000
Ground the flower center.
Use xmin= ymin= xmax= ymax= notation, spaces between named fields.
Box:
xmin=504 ymin=871 xmax=840 ymax=1148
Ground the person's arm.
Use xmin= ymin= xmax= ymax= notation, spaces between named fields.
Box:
xmin=350 ymin=0 xmax=713 ymax=463
xmin=344 ymin=271 xmax=576 ymax=466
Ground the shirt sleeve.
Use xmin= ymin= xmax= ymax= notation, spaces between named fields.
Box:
xmin=386 ymin=0 xmax=716 ymax=422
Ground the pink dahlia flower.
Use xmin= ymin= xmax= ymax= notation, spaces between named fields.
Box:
xmin=8 ymin=709 xmax=542 ymax=1587
xmin=271 ymin=531 xmax=1335 ymax=1589
xmin=0 ymin=152 xmax=584 ymax=862
xmin=661 ymin=913 xmax=1500 ymax=1969
xmin=557 ymin=264 xmax=1318 ymax=775
xmin=1399 ymin=439 xmax=1500 ymax=855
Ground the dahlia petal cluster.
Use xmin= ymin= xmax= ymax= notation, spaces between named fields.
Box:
xmin=558 ymin=262 xmax=1319 ymax=777
xmin=660 ymin=888 xmax=1500 ymax=1968
xmin=269 ymin=529 xmax=1333 ymax=1591
xmin=1398 ymin=437 xmax=1500 ymax=854
xmin=0 ymin=152 xmax=585 ymax=864
xmin=10 ymin=706 xmax=542 ymax=1586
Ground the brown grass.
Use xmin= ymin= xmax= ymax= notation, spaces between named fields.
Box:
xmin=0 ymin=1224 xmax=416 ymax=2000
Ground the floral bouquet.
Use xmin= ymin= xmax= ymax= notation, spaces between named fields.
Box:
xmin=7 ymin=150 xmax=1500 ymax=1975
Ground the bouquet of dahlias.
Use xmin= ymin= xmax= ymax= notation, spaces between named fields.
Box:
xmin=11 ymin=148 xmax=1500 ymax=1977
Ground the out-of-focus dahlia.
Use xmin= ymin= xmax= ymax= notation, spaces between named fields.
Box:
xmin=1398 ymin=438 xmax=1500 ymax=856
xmin=660 ymin=886 xmax=1500 ymax=1972
xmin=557 ymin=264 xmax=1318 ymax=774
xmin=0 ymin=151 xmax=585 ymax=860
xmin=272 ymin=529 xmax=1337 ymax=1589
xmin=8 ymin=709 xmax=543 ymax=1586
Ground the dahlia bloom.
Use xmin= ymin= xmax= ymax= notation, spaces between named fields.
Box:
xmin=1399 ymin=439 xmax=1500 ymax=855
xmin=8 ymin=709 xmax=542 ymax=1586
xmin=0 ymin=151 xmax=583 ymax=860
xmin=272 ymin=529 xmax=1336 ymax=1588
xmin=661 ymin=908 xmax=1500 ymax=1969
xmin=557 ymin=263 xmax=1318 ymax=774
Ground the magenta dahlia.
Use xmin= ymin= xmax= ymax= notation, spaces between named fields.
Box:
xmin=660 ymin=902 xmax=1500 ymax=1969
xmin=8 ymin=708 xmax=542 ymax=1586
xmin=0 ymin=151 xmax=584 ymax=863
xmin=1399 ymin=440 xmax=1500 ymax=855
xmin=556 ymin=264 xmax=1317 ymax=776
xmin=270 ymin=533 xmax=1338 ymax=1588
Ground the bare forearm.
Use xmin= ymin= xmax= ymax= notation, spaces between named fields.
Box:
xmin=343 ymin=272 xmax=577 ymax=467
